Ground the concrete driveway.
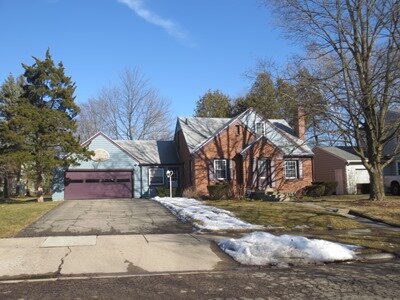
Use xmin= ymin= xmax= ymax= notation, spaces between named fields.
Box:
xmin=18 ymin=199 xmax=192 ymax=237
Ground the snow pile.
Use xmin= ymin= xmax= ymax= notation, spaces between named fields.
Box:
xmin=152 ymin=197 xmax=263 ymax=231
xmin=219 ymin=231 xmax=356 ymax=265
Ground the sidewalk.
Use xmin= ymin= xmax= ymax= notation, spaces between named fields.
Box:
xmin=0 ymin=234 xmax=236 ymax=280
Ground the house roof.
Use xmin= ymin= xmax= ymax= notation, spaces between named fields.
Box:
xmin=115 ymin=140 xmax=180 ymax=165
xmin=318 ymin=146 xmax=362 ymax=162
xmin=177 ymin=110 xmax=313 ymax=157
xmin=176 ymin=117 xmax=231 ymax=152
xmin=262 ymin=120 xmax=313 ymax=156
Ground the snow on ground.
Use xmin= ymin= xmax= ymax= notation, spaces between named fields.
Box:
xmin=218 ymin=231 xmax=357 ymax=265
xmin=152 ymin=197 xmax=263 ymax=231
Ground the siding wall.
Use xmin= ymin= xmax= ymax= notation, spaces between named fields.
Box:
xmin=313 ymin=147 xmax=346 ymax=184
xmin=52 ymin=134 xmax=140 ymax=200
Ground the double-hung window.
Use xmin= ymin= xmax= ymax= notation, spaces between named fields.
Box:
xmin=149 ymin=167 xmax=164 ymax=185
xmin=214 ymin=159 xmax=227 ymax=180
xmin=255 ymin=122 xmax=265 ymax=136
xmin=284 ymin=160 xmax=298 ymax=179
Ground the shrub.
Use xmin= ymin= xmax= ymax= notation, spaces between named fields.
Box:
xmin=156 ymin=186 xmax=179 ymax=197
xmin=304 ymin=184 xmax=326 ymax=197
xmin=207 ymin=183 xmax=232 ymax=200
xmin=182 ymin=187 xmax=201 ymax=199
xmin=323 ymin=181 xmax=338 ymax=196
xmin=313 ymin=181 xmax=338 ymax=196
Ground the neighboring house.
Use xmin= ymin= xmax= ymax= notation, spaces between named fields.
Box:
xmin=313 ymin=146 xmax=370 ymax=195
xmin=52 ymin=108 xmax=314 ymax=200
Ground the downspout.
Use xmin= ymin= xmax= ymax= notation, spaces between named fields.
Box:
xmin=140 ymin=165 xmax=143 ymax=198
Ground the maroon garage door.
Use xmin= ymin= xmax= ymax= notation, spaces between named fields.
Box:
xmin=64 ymin=171 xmax=132 ymax=200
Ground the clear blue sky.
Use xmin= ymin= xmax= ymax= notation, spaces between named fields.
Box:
xmin=0 ymin=0 xmax=301 ymax=118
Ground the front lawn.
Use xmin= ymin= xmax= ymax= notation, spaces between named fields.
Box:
xmin=0 ymin=199 xmax=60 ymax=238
xmin=205 ymin=199 xmax=400 ymax=254
xmin=301 ymin=195 xmax=400 ymax=226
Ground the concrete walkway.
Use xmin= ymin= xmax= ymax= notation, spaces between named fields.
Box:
xmin=0 ymin=234 xmax=236 ymax=280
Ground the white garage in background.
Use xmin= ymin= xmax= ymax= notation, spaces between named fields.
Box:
xmin=313 ymin=146 xmax=370 ymax=195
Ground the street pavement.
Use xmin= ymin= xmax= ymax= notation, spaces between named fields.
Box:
xmin=0 ymin=260 xmax=399 ymax=299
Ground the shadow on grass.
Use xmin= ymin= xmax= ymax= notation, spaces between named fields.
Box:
xmin=0 ymin=197 xmax=53 ymax=204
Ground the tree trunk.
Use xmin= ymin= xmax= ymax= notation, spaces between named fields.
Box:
xmin=36 ymin=172 xmax=44 ymax=202
xmin=368 ymin=164 xmax=385 ymax=201
xmin=3 ymin=176 xmax=9 ymax=199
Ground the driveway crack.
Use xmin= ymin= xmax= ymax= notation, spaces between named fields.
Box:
xmin=56 ymin=246 xmax=72 ymax=277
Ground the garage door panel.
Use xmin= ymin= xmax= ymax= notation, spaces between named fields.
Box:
xmin=65 ymin=171 xmax=132 ymax=200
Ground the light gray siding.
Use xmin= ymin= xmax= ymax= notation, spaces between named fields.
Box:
xmin=52 ymin=134 xmax=140 ymax=200
xmin=70 ymin=135 xmax=138 ymax=171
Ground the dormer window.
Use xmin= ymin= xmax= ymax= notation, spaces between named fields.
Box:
xmin=255 ymin=122 xmax=265 ymax=136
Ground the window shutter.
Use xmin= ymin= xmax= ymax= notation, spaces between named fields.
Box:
xmin=229 ymin=159 xmax=235 ymax=181
xmin=270 ymin=160 xmax=275 ymax=188
xmin=252 ymin=158 xmax=257 ymax=187
xmin=208 ymin=161 xmax=215 ymax=182
xmin=298 ymin=160 xmax=303 ymax=179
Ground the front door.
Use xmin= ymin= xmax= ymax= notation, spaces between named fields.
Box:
xmin=257 ymin=159 xmax=272 ymax=189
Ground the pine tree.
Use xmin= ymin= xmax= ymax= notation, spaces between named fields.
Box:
xmin=194 ymin=89 xmax=231 ymax=118
xmin=0 ymin=74 xmax=25 ymax=198
xmin=232 ymin=72 xmax=279 ymax=118
xmin=1 ymin=50 xmax=91 ymax=201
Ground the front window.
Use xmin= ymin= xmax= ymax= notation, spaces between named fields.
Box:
xmin=397 ymin=161 xmax=400 ymax=176
xmin=285 ymin=160 xmax=298 ymax=179
xmin=214 ymin=159 xmax=227 ymax=180
xmin=149 ymin=167 xmax=164 ymax=185
xmin=255 ymin=122 xmax=265 ymax=136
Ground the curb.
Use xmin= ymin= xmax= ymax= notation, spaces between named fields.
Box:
xmin=348 ymin=210 xmax=400 ymax=228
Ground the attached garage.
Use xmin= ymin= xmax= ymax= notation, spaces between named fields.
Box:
xmin=64 ymin=171 xmax=133 ymax=200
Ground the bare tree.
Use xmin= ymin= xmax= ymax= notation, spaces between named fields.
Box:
xmin=77 ymin=68 xmax=172 ymax=141
xmin=266 ymin=0 xmax=400 ymax=200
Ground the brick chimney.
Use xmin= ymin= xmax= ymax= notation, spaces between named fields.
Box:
xmin=294 ymin=107 xmax=306 ymax=141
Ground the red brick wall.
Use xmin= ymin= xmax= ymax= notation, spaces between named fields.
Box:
xmin=242 ymin=138 xmax=313 ymax=194
xmin=193 ymin=121 xmax=254 ymax=195
xmin=174 ymin=129 xmax=192 ymax=190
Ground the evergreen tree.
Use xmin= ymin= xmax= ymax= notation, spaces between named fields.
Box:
xmin=194 ymin=89 xmax=231 ymax=118
xmin=0 ymin=75 xmax=24 ymax=198
xmin=0 ymin=50 xmax=91 ymax=201
xmin=232 ymin=72 xmax=279 ymax=118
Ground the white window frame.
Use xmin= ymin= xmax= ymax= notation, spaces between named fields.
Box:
xmin=214 ymin=159 xmax=227 ymax=180
xmin=255 ymin=122 xmax=265 ymax=136
xmin=284 ymin=160 xmax=298 ymax=179
xmin=148 ymin=167 xmax=164 ymax=186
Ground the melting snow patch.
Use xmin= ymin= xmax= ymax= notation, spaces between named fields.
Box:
xmin=218 ymin=231 xmax=356 ymax=265
xmin=152 ymin=197 xmax=263 ymax=231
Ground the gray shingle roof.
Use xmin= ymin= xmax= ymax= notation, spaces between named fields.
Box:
xmin=115 ymin=140 xmax=180 ymax=165
xmin=177 ymin=117 xmax=231 ymax=152
xmin=263 ymin=121 xmax=313 ymax=156
xmin=177 ymin=112 xmax=313 ymax=156
xmin=320 ymin=146 xmax=361 ymax=162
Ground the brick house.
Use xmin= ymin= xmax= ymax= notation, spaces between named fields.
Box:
xmin=52 ymin=108 xmax=313 ymax=200
xmin=174 ymin=108 xmax=313 ymax=197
